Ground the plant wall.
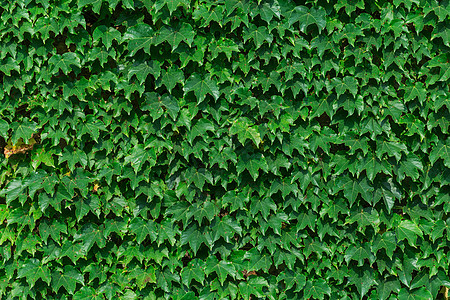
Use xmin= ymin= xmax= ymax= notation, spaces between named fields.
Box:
xmin=0 ymin=0 xmax=449 ymax=299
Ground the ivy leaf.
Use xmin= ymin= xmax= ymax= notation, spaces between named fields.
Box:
xmin=372 ymin=231 xmax=397 ymax=259
xmin=236 ymin=152 xmax=268 ymax=181
xmin=73 ymin=223 xmax=107 ymax=253
xmin=154 ymin=23 xmax=195 ymax=50
xmin=77 ymin=115 xmax=106 ymax=143
xmin=92 ymin=25 xmax=121 ymax=49
xmin=396 ymin=220 xmax=423 ymax=246
xmin=59 ymin=146 xmax=88 ymax=172
xmin=156 ymin=65 xmax=185 ymax=93
xmin=209 ymin=38 xmax=240 ymax=61
xmin=181 ymin=258 xmax=205 ymax=286
xmin=348 ymin=267 xmax=378 ymax=299
xmin=238 ymin=277 xmax=269 ymax=300
xmin=51 ymin=265 xmax=84 ymax=295
xmin=128 ymin=60 xmax=161 ymax=85
xmin=154 ymin=0 xmax=190 ymax=15
xmin=249 ymin=197 xmax=276 ymax=220
xmin=186 ymin=119 xmax=216 ymax=144
xmin=288 ymin=6 xmax=326 ymax=33
xmin=397 ymin=287 xmax=433 ymax=300
xmin=124 ymin=144 xmax=157 ymax=174
xmin=331 ymin=76 xmax=358 ymax=97
xmin=73 ymin=286 xmax=103 ymax=300
xmin=243 ymin=24 xmax=273 ymax=48
xmin=60 ymin=168 xmax=93 ymax=198
xmin=17 ymin=258 xmax=51 ymax=288
xmin=183 ymin=73 xmax=220 ymax=104
xmin=344 ymin=243 xmax=376 ymax=267
xmin=157 ymin=219 xmax=179 ymax=246
xmin=205 ymin=256 xmax=238 ymax=285
xmin=123 ymin=24 xmax=155 ymax=56
xmin=229 ymin=117 xmax=262 ymax=147
xmin=74 ymin=194 xmax=101 ymax=221
xmin=303 ymin=278 xmax=332 ymax=300
xmin=338 ymin=175 xmax=374 ymax=207
xmin=430 ymin=138 xmax=450 ymax=168
xmin=377 ymin=277 xmax=401 ymax=300
xmin=395 ymin=153 xmax=423 ymax=181
xmin=129 ymin=218 xmax=157 ymax=244
xmin=180 ymin=223 xmax=206 ymax=255
xmin=402 ymin=82 xmax=427 ymax=104
xmin=376 ymin=140 xmax=409 ymax=162
xmin=277 ymin=269 xmax=306 ymax=291
xmin=11 ymin=119 xmax=37 ymax=144
xmin=185 ymin=167 xmax=214 ymax=190
xmin=211 ymin=215 xmax=242 ymax=243
xmin=244 ymin=248 xmax=272 ymax=273
xmin=48 ymin=52 xmax=81 ymax=75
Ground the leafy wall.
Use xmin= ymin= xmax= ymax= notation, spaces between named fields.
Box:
xmin=0 ymin=0 xmax=449 ymax=299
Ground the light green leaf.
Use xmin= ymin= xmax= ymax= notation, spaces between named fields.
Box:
xmin=396 ymin=220 xmax=423 ymax=246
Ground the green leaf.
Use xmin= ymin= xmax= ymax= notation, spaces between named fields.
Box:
xmin=124 ymin=144 xmax=157 ymax=174
xmin=376 ymin=140 xmax=408 ymax=162
xmin=185 ymin=167 xmax=214 ymax=190
xmin=349 ymin=267 xmax=378 ymax=299
xmin=73 ymin=286 xmax=103 ymax=300
xmin=212 ymin=215 xmax=242 ymax=243
xmin=93 ymin=25 xmax=121 ymax=49
xmin=402 ymin=82 xmax=427 ymax=104
xmin=229 ymin=117 xmax=262 ymax=147
xmin=396 ymin=220 xmax=423 ymax=246
xmin=180 ymin=223 xmax=206 ymax=255
xmin=205 ymin=256 xmax=238 ymax=285
xmin=236 ymin=152 xmax=268 ymax=181
xmin=377 ymin=277 xmax=401 ymax=300
xmin=11 ymin=119 xmax=37 ymax=144
xmin=48 ymin=52 xmax=81 ymax=75
xmin=52 ymin=265 xmax=84 ymax=295
xmin=128 ymin=60 xmax=161 ymax=85
xmin=184 ymin=73 xmax=220 ymax=103
xmin=243 ymin=24 xmax=273 ymax=48
xmin=338 ymin=175 xmax=374 ymax=207
xmin=277 ymin=269 xmax=306 ymax=291
xmin=181 ymin=258 xmax=205 ymax=285
xmin=154 ymin=23 xmax=195 ymax=50
xmin=17 ymin=258 xmax=51 ymax=288
xmin=156 ymin=65 xmax=185 ymax=93
xmin=59 ymin=146 xmax=88 ymax=172
xmin=73 ymin=223 xmax=107 ymax=253
xmin=61 ymin=168 xmax=93 ymax=198
xmin=345 ymin=207 xmax=380 ymax=233
xmin=123 ymin=24 xmax=155 ymax=56
xmin=186 ymin=119 xmax=216 ymax=144
xmin=331 ymin=76 xmax=358 ymax=97
xmin=303 ymin=278 xmax=332 ymax=300
xmin=372 ymin=231 xmax=397 ymax=259
xmin=288 ymin=6 xmax=326 ymax=33
xmin=154 ymin=0 xmax=190 ymax=14
xmin=129 ymin=218 xmax=157 ymax=244
xmin=209 ymin=38 xmax=240 ymax=61
xmin=238 ymin=277 xmax=269 ymax=300
xmin=395 ymin=153 xmax=423 ymax=181
xmin=397 ymin=287 xmax=433 ymax=300
xmin=430 ymin=138 xmax=450 ymax=168
xmin=74 ymin=194 xmax=101 ymax=221
xmin=243 ymin=248 xmax=272 ymax=273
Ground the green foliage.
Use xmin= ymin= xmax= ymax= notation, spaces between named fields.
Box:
xmin=0 ymin=0 xmax=449 ymax=299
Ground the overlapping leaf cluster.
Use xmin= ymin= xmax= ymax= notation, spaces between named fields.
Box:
xmin=0 ymin=0 xmax=449 ymax=298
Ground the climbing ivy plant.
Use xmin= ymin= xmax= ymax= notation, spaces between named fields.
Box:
xmin=1 ymin=0 xmax=449 ymax=299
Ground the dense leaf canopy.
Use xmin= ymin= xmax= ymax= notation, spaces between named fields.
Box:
xmin=0 ymin=0 xmax=449 ymax=299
